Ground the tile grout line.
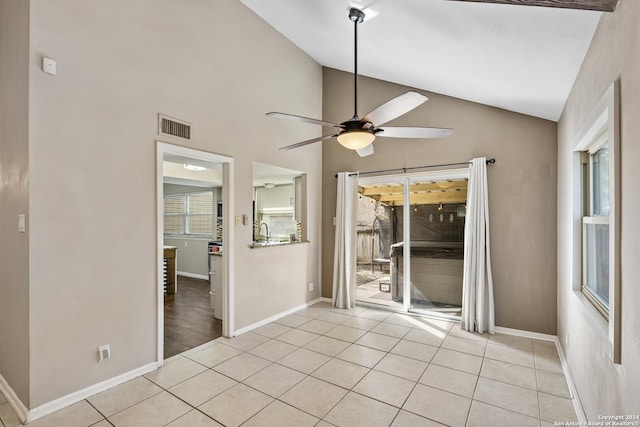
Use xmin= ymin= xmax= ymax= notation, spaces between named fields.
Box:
xmin=159 ymin=372 xmax=229 ymax=426
xmin=257 ymin=313 xmax=395 ymax=424
xmin=148 ymin=307 xmax=564 ymax=426
xmin=186 ymin=331 xmax=337 ymax=424
xmin=318 ymin=313 xmax=434 ymax=425
xmin=210 ymin=305 xmax=564 ymax=425
xmin=27 ymin=302 xmax=573 ymax=427
xmin=463 ymin=333 xmax=490 ymax=426
xmin=84 ymin=399 xmax=114 ymax=426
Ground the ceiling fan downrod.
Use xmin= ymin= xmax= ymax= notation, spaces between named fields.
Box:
xmin=267 ymin=6 xmax=453 ymax=155
xmin=349 ymin=8 xmax=365 ymax=121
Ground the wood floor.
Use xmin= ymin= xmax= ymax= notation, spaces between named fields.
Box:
xmin=164 ymin=275 xmax=222 ymax=359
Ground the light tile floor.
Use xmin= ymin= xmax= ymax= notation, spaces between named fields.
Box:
xmin=0 ymin=302 xmax=577 ymax=427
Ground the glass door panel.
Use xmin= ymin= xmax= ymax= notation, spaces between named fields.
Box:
xmin=355 ymin=179 xmax=404 ymax=310
xmin=407 ymin=178 xmax=468 ymax=318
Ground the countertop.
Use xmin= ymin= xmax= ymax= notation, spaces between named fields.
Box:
xmin=249 ymin=240 xmax=309 ymax=249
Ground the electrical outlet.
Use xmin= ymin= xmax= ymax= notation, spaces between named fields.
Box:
xmin=98 ymin=344 xmax=111 ymax=362
xmin=308 ymin=282 xmax=314 ymax=292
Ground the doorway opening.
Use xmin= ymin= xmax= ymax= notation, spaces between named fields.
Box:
xmin=156 ymin=142 xmax=234 ymax=363
xmin=355 ymin=169 xmax=468 ymax=320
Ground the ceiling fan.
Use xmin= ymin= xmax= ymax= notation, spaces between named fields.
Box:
xmin=266 ymin=7 xmax=454 ymax=158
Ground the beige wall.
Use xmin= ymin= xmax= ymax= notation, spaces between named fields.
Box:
xmin=321 ymin=68 xmax=558 ymax=334
xmin=21 ymin=0 xmax=322 ymax=407
xmin=557 ymin=0 xmax=640 ymax=417
xmin=163 ymin=238 xmax=210 ymax=277
xmin=0 ymin=0 xmax=31 ymax=406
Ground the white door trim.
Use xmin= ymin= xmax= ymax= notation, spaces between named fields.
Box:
xmin=156 ymin=142 xmax=235 ymax=365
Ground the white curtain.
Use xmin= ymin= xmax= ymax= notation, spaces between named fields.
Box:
xmin=461 ymin=157 xmax=495 ymax=334
xmin=332 ymin=172 xmax=358 ymax=309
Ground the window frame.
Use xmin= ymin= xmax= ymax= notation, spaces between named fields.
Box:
xmin=581 ymin=213 xmax=609 ymax=319
xmin=572 ymin=80 xmax=621 ymax=364
xmin=580 ymin=132 xmax=610 ymax=319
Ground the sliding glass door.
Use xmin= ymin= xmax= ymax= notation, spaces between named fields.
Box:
xmin=356 ymin=169 xmax=468 ymax=319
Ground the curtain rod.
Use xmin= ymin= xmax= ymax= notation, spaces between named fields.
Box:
xmin=337 ymin=158 xmax=495 ymax=178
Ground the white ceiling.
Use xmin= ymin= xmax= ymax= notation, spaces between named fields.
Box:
xmin=162 ymin=157 xmax=301 ymax=188
xmin=240 ymin=0 xmax=602 ymax=121
xmin=253 ymin=162 xmax=302 ymax=187
xmin=163 ymin=160 xmax=222 ymax=187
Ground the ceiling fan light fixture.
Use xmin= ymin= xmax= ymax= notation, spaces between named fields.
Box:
xmin=337 ymin=130 xmax=375 ymax=150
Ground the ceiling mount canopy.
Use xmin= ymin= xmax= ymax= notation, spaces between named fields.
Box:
xmin=444 ymin=0 xmax=618 ymax=12
xmin=265 ymin=7 xmax=454 ymax=158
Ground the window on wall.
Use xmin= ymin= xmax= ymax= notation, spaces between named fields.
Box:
xmin=163 ymin=191 xmax=214 ymax=236
xmin=573 ymin=79 xmax=620 ymax=363
xmin=581 ymin=133 xmax=610 ymax=318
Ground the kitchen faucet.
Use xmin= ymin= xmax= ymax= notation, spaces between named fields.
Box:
xmin=259 ymin=222 xmax=270 ymax=242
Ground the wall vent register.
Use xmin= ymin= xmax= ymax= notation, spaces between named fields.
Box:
xmin=159 ymin=114 xmax=191 ymax=140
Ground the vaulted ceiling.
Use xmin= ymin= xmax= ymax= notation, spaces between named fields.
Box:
xmin=241 ymin=0 xmax=613 ymax=121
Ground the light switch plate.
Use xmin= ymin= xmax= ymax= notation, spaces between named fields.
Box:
xmin=43 ymin=57 xmax=57 ymax=75
xmin=18 ymin=214 xmax=26 ymax=233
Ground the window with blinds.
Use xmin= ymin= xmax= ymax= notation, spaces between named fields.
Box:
xmin=163 ymin=191 xmax=214 ymax=236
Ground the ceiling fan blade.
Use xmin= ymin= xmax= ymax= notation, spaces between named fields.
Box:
xmin=362 ymin=91 xmax=428 ymax=126
xmin=279 ymin=134 xmax=338 ymax=151
xmin=441 ymin=0 xmax=618 ymax=12
xmin=356 ymin=144 xmax=374 ymax=157
xmin=378 ymin=127 xmax=454 ymax=139
xmin=267 ymin=112 xmax=343 ymax=129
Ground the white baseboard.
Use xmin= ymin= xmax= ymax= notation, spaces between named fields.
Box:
xmin=554 ymin=336 xmax=587 ymax=424
xmin=233 ymin=297 xmax=326 ymax=336
xmin=320 ymin=297 xmax=332 ymax=303
xmin=25 ymin=362 xmax=159 ymax=423
xmin=177 ymin=271 xmax=209 ymax=280
xmin=0 ymin=373 xmax=29 ymax=423
xmin=494 ymin=326 xmax=586 ymax=424
xmin=494 ymin=326 xmax=556 ymax=342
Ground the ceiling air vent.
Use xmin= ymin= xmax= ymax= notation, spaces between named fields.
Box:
xmin=159 ymin=114 xmax=191 ymax=140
